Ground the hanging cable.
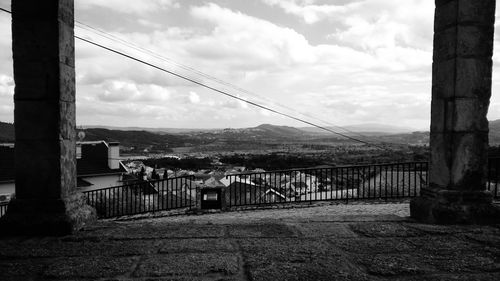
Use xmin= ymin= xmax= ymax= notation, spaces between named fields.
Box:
xmin=0 ymin=7 xmax=392 ymax=150
xmin=74 ymin=20 xmax=377 ymax=141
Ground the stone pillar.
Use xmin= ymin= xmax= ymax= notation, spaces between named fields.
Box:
xmin=0 ymin=0 xmax=95 ymax=235
xmin=410 ymin=0 xmax=500 ymax=224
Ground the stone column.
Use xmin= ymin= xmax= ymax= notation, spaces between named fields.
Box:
xmin=0 ymin=0 xmax=95 ymax=235
xmin=410 ymin=0 xmax=500 ymax=224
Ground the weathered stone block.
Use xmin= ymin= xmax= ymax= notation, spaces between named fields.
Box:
xmin=12 ymin=61 xmax=59 ymax=101
xmin=445 ymin=100 xmax=454 ymax=131
xmin=14 ymin=140 xmax=61 ymax=198
xmin=429 ymin=133 xmax=452 ymax=189
xmin=435 ymin=0 xmax=456 ymax=8
xmin=410 ymin=194 xmax=500 ymax=224
xmin=0 ymin=194 xmax=96 ymax=236
xmin=60 ymin=139 xmax=77 ymax=198
xmin=432 ymin=59 xmax=455 ymax=99
xmin=13 ymin=77 xmax=48 ymax=100
xmin=451 ymin=132 xmax=488 ymax=190
xmin=14 ymin=100 xmax=59 ymax=141
xmin=430 ymin=98 xmax=446 ymax=133
xmin=452 ymin=98 xmax=489 ymax=132
xmin=58 ymin=0 xmax=74 ymax=26
xmin=12 ymin=0 xmax=58 ymax=20
xmin=12 ymin=20 xmax=59 ymax=61
xmin=433 ymin=27 xmax=457 ymax=62
xmin=59 ymin=101 xmax=76 ymax=140
xmin=455 ymin=58 xmax=492 ymax=99
xmin=435 ymin=0 xmax=457 ymax=31
xmin=59 ymin=63 xmax=76 ymax=102
xmin=457 ymin=25 xmax=494 ymax=58
xmin=59 ymin=23 xmax=75 ymax=67
xmin=458 ymin=0 xmax=496 ymax=26
xmin=435 ymin=189 xmax=493 ymax=204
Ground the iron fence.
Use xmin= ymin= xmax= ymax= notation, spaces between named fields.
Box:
xmin=0 ymin=202 xmax=7 ymax=217
xmin=225 ymin=162 xmax=429 ymax=207
xmin=83 ymin=175 xmax=195 ymax=218
xmin=0 ymin=159 xmax=496 ymax=220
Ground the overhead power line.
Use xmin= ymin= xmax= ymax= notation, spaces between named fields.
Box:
xmin=74 ymin=19 xmax=375 ymax=141
xmin=74 ymin=19 xmax=397 ymax=148
xmin=75 ymin=36 xmax=386 ymax=149
xmin=0 ymin=7 xmax=389 ymax=150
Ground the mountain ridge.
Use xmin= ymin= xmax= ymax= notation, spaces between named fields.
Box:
xmin=1 ymin=120 xmax=500 ymax=146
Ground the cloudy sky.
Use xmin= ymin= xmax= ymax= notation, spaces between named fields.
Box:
xmin=0 ymin=0 xmax=499 ymax=130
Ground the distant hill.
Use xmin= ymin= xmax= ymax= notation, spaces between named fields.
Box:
xmin=1 ymin=120 xmax=500 ymax=146
xmin=342 ymin=123 xmax=417 ymax=134
xmin=490 ymin=119 xmax=500 ymax=145
xmin=198 ymin=124 xmax=309 ymax=142
xmin=0 ymin=122 xmax=196 ymax=149
xmin=82 ymin=128 xmax=193 ymax=149
xmin=254 ymin=124 xmax=307 ymax=138
xmin=0 ymin=122 xmax=14 ymax=142
xmin=81 ymin=125 xmax=214 ymax=134
xmin=300 ymin=123 xmax=416 ymax=135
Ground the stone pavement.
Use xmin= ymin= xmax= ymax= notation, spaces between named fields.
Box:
xmin=1 ymin=202 xmax=500 ymax=281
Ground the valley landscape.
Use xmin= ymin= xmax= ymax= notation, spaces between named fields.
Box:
xmin=2 ymin=120 xmax=500 ymax=170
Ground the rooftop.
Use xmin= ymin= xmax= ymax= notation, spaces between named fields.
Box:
xmin=1 ymin=202 xmax=499 ymax=280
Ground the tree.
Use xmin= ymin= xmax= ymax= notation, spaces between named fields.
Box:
xmin=137 ymin=166 xmax=146 ymax=181
xmin=151 ymin=169 xmax=160 ymax=180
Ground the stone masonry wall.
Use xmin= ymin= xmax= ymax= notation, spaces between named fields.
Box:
xmin=12 ymin=0 xmax=77 ymax=199
xmin=429 ymin=0 xmax=495 ymax=194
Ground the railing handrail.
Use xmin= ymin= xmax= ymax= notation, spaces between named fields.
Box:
xmin=226 ymin=161 xmax=428 ymax=178
xmin=76 ymin=159 xmax=497 ymax=218
xmin=82 ymin=175 xmax=195 ymax=194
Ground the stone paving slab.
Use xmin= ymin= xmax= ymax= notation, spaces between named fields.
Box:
xmin=330 ymin=237 xmax=416 ymax=254
xmin=159 ymin=238 xmax=237 ymax=254
xmin=73 ymin=223 xmax=227 ymax=240
xmin=238 ymin=238 xmax=370 ymax=281
xmin=353 ymin=253 xmax=433 ymax=277
xmin=132 ymin=253 xmax=241 ymax=278
xmin=349 ymin=222 xmax=425 ymax=237
xmin=0 ymin=203 xmax=500 ymax=280
xmin=0 ymin=239 xmax=161 ymax=258
xmin=227 ymin=223 xmax=298 ymax=238
xmin=294 ymin=222 xmax=358 ymax=238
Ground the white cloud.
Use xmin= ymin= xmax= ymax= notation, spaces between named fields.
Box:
xmin=262 ymin=0 xmax=354 ymax=24
xmin=95 ymin=80 xmax=172 ymax=103
xmin=137 ymin=19 xmax=163 ymax=29
xmin=263 ymin=0 xmax=434 ymax=51
xmin=189 ymin=3 xmax=317 ymax=66
xmin=5 ymin=0 xmax=490 ymax=129
xmin=76 ymin=0 xmax=180 ymax=15
xmin=189 ymin=91 xmax=200 ymax=104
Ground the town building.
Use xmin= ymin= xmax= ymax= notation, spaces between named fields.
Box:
xmin=0 ymin=141 xmax=127 ymax=202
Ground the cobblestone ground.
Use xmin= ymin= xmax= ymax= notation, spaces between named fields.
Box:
xmin=1 ymin=202 xmax=500 ymax=280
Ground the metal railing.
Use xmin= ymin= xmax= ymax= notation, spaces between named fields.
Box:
xmin=225 ymin=162 xmax=429 ymax=207
xmin=83 ymin=175 xmax=195 ymax=218
xmin=1 ymin=159 xmax=497 ymax=219
xmin=0 ymin=202 xmax=7 ymax=217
